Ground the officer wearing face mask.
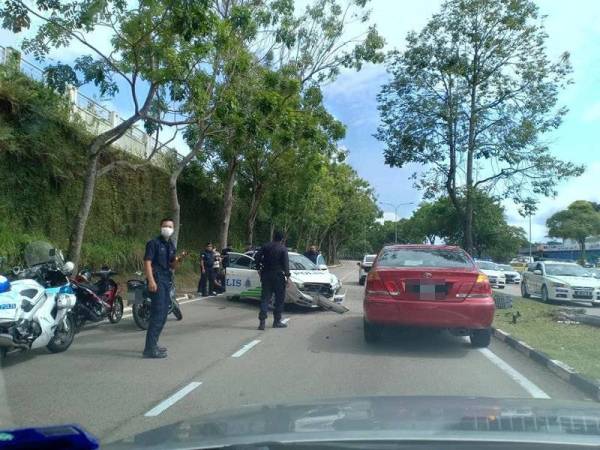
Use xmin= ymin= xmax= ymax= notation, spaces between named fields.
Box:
xmin=142 ymin=218 xmax=186 ymax=359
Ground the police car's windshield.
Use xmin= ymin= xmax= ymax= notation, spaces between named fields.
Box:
xmin=289 ymin=254 xmax=318 ymax=270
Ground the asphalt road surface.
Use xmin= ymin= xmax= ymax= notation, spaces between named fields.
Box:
xmin=496 ymin=282 xmax=600 ymax=316
xmin=0 ymin=261 xmax=594 ymax=445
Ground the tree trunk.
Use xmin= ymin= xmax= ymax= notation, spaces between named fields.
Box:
xmin=68 ymin=154 xmax=99 ymax=267
xmin=246 ymin=182 xmax=264 ymax=246
xmin=169 ymin=168 xmax=183 ymax=247
xmin=464 ymin=50 xmax=480 ymax=254
xmin=219 ymin=158 xmax=238 ymax=250
xmin=579 ymin=239 xmax=587 ymax=262
xmin=269 ymin=222 xmax=275 ymax=241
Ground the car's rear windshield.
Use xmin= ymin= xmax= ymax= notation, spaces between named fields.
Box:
xmin=477 ymin=261 xmax=499 ymax=270
xmin=365 ymin=255 xmax=376 ymax=262
xmin=377 ymin=248 xmax=473 ymax=269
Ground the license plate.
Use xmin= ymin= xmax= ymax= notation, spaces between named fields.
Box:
xmin=574 ymin=290 xmax=593 ymax=298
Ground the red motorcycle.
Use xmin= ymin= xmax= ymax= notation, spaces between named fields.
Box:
xmin=70 ymin=267 xmax=124 ymax=332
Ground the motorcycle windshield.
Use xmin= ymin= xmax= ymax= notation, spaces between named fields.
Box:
xmin=24 ymin=241 xmax=60 ymax=267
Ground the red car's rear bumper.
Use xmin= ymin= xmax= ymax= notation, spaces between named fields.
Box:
xmin=364 ymin=296 xmax=495 ymax=329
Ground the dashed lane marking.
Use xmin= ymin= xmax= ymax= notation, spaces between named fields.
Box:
xmin=231 ymin=339 xmax=261 ymax=358
xmin=144 ymin=382 xmax=202 ymax=417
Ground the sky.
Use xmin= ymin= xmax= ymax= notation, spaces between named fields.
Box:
xmin=2 ymin=0 xmax=600 ymax=242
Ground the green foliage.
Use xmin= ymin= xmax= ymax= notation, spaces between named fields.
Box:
xmin=399 ymin=191 xmax=527 ymax=262
xmin=547 ymin=201 xmax=600 ymax=259
xmin=0 ymin=69 xmax=216 ymax=270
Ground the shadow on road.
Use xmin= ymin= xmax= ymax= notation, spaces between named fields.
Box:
xmin=308 ymin=316 xmax=470 ymax=358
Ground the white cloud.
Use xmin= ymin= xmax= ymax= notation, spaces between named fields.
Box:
xmin=504 ymin=161 xmax=600 ymax=242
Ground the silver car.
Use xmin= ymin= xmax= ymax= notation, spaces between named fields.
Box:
xmin=358 ymin=254 xmax=377 ymax=285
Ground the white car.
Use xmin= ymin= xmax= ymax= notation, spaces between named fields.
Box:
xmin=497 ymin=264 xmax=521 ymax=284
xmin=475 ymin=260 xmax=506 ymax=289
xmin=357 ymin=254 xmax=377 ymax=285
xmin=521 ymin=261 xmax=600 ymax=306
xmin=224 ymin=252 xmax=347 ymax=312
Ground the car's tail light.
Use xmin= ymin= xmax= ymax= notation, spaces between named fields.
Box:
xmin=456 ymin=274 xmax=492 ymax=298
xmin=366 ymin=271 xmax=392 ymax=297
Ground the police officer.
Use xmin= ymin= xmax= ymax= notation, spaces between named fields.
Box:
xmin=199 ymin=242 xmax=217 ymax=296
xmin=143 ymin=218 xmax=185 ymax=359
xmin=304 ymin=244 xmax=319 ymax=265
xmin=254 ymin=231 xmax=290 ymax=330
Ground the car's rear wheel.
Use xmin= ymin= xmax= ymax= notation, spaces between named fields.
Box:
xmin=363 ymin=319 xmax=382 ymax=344
xmin=359 ymin=276 xmax=365 ymax=286
xmin=470 ymin=328 xmax=491 ymax=348
xmin=521 ymin=281 xmax=530 ymax=298
xmin=541 ymin=285 xmax=550 ymax=303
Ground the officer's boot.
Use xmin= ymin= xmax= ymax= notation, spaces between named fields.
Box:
xmin=273 ymin=318 xmax=287 ymax=328
xmin=258 ymin=319 xmax=266 ymax=330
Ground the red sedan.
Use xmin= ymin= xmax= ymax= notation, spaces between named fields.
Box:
xmin=363 ymin=245 xmax=495 ymax=347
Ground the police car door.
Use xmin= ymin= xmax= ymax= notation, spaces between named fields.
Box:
xmin=225 ymin=253 xmax=261 ymax=299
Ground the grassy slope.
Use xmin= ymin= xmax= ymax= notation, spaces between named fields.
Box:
xmin=494 ymin=297 xmax=600 ymax=382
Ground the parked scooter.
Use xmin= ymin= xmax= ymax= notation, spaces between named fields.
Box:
xmin=70 ymin=267 xmax=124 ymax=333
xmin=127 ymin=273 xmax=183 ymax=330
xmin=0 ymin=241 xmax=77 ymax=363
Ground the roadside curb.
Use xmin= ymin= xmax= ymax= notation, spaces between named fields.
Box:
xmin=492 ymin=328 xmax=600 ymax=401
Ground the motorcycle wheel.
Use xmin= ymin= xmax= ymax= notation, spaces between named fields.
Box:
xmin=109 ymin=296 xmax=124 ymax=324
xmin=132 ymin=303 xmax=151 ymax=330
xmin=172 ymin=301 xmax=183 ymax=321
xmin=47 ymin=314 xmax=76 ymax=353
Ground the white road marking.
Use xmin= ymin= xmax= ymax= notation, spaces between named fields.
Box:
xmin=281 ymin=318 xmax=290 ymax=324
xmin=231 ymin=339 xmax=261 ymax=358
xmin=144 ymin=382 xmax=202 ymax=417
xmin=478 ymin=348 xmax=550 ymax=399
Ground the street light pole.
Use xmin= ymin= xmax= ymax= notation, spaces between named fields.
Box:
xmin=379 ymin=201 xmax=414 ymax=244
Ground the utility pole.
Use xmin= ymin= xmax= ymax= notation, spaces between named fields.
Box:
xmin=379 ymin=201 xmax=414 ymax=244
xmin=529 ymin=213 xmax=532 ymax=261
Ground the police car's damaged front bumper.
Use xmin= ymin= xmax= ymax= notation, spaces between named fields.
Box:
xmin=287 ymin=284 xmax=348 ymax=314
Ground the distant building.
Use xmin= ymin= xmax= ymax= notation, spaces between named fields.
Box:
xmin=519 ymin=237 xmax=600 ymax=263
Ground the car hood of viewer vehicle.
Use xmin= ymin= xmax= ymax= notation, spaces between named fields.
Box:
xmin=290 ymin=269 xmax=340 ymax=287
xmin=547 ymin=276 xmax=600 ymax=288
xmin=105 ymin=396 xmax=600 ymax=449
xmin=480 ymin=269 xmax=504 ymax=279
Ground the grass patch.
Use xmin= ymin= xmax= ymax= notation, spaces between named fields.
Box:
xmin=494 ymin=297 xmax=600 ymax=382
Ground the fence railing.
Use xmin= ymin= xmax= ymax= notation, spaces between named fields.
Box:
xmin=0 ymin=45 xmax=184 ymax=167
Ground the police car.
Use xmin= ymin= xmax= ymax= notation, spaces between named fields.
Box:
xmin=224 ymin=252 xmax=347 ymax=313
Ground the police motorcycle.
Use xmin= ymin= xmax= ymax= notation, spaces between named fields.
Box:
xmin=0 ymin=241 xmax=77 ymax=363
xmin=127 ymin=273 xmax=183 ymax=330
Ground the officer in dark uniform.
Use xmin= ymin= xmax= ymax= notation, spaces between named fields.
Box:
xmin=254 ymin=231 xmax=290 ymax=330
xmin=199 ymin=242 xmax=216 ymax=296
xmin=143 ymin=218 xmax=184 ymax=359
xmin=304 ymin=244 xmax=319 ymax=264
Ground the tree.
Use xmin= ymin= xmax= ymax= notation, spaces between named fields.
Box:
xmin=1 ymin=0 xmax=217 ymax=264
xmin=376 ymin=0 xmax=583 ymax=253
xmin=214 ymin=0 xmax=385 ymax=249
xmin=547 ymin=201 xmax=600 ymax=261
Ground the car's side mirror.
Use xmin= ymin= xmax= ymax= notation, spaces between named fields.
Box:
xmin=318 ymin=264 xmax=328 ymax=271
xmin=533 ymin=269 xmax=542 ymax=275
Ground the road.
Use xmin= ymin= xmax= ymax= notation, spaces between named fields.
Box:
xmin=496 ymin=283 xmax=600 ymax=316
xmin=0 ymin=261 xmax=593 ymax=445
